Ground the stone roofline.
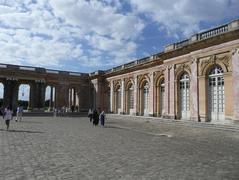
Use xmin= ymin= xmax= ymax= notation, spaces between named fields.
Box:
xmin=90 ymin=19 xmax=239 ymax=77
xmin=0 ymin=63 xmax=89 ymax=77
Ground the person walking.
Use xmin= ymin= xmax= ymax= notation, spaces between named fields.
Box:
xmin=15 ymin=106 xmax=23 ymax=122
xmin=88 ymin=108 xmax=93 ymax=122
xmin=92 ymin=109 xmax=99 ymax=126
xmin=99 ymin=111 xmax=105 ymax=127
xmin=4 ymin=106 xmax=13 ymax=130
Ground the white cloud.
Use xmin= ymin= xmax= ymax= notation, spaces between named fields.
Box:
xmin=130 ymin=0 xmax=239 ymax=37
xmin=0 ymin=0 xmax=145 ymax=70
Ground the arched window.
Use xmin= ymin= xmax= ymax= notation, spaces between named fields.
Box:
xmin=143 ymin=82 xmax=149 ymax=115
xmin=128 ymin=84 xmax=134 ymax=110
xmin=208 ymin=66 xmax=224 ymax=121
xmin=179 ymin=73 xmax=190 ymax=119
xmin=116 ymin=86 xmax=121 ymax=111
xmin=160 ymin=79 xmax=165 ymax=115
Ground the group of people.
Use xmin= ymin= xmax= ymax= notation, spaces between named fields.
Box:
xmin=0 ymin=105 xmax=23 ymax=130
xmin=88 ymin=109 xmax=105 ymax=127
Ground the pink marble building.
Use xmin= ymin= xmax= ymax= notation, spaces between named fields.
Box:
xmin=91 ymin=19 xmax=239 ymax=124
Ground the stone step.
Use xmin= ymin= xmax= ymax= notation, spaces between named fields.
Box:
xmin=107 ymin=114 xmax=239 ymax=132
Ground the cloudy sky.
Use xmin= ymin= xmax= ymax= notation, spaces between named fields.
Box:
xmin=0 ymin=0 xmax=238 ymax=74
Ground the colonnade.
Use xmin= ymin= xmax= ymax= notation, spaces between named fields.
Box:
xmin=0 ymin=79 xmax=89 ymax=112
xmin=68 ymin=88 xmax=80 ymax=110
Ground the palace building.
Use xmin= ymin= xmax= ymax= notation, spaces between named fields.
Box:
xmin=90 ymin=19 xmax=239 ymax=124
xmin=0 ymin=19 xmax=239 ymax=124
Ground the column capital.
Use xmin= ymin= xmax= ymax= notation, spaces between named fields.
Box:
xmin=168 ymin=64 xmax=175 ymax=70
xmin=191 ymin=57 xmax=198 ymax=64
xmin=6 ymin=77 xmax=18 ymax=81
xmin=232 ymin=48 xmax=239 ymax=55
xmin=35 ymin=79 xmax=45 ymax=83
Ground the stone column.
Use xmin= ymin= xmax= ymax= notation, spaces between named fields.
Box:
xmin=3 ymin=78 xmax=18 ymax=111
xmin=55 ymin=84 xmax=69 ymax=109
xmin=169 ymin=65 xmax=175 ymax=119
xmin=133 ymin=75 xmax=138 ymax=115
xmin=149 ymin=72 xmax=154 ymax=116
xmin=232 ymin=48 xmax=239 ymax=120
xmin=75 ymin=90 xmax=79 ymax=111
xmin=77 ymin=86 xmax=90 ymax=111
xmin=91 ymin=78 xmax=105 ymax=112
xmin=120 ymin=79 xmax=125 ymax=114
xmin=49 ymin=86 xmax=53 ymax=111
xmin=32 ymin=81 xmax=45 ymax=111
xmin=68 ymin=88 xmax=72 ymax=108
xmin=39 ymin=82 xmax=46 ymax=110
xmin=110 ymin=81 xmax=114 ymax=113
xmin=190 ymin=58 xmax=199 ymax=121
xmin=73 ymin=89 xmax=76 ymax=107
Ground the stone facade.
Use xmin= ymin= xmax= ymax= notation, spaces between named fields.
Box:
xmin=91 ymin=19 xmax=239 ymax=124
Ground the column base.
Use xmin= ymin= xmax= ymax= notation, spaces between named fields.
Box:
xmin=32 ymin=108 xmax=45 ymax=112
xmin=148 ymin=113 xmax=155 ymax=117
xmin=163 ymin=114 xmax=175 ymax=119
xmin=191 ymin=116 xmax=200 ymax=122
xmin=199 ymin=115 xmax=207 ymax=122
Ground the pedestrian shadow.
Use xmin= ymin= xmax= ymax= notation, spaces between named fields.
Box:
xmin=0 ymin=129 xmax=44 ymax=133
xmin=103 ymin=125 xmax=126 ymax=130
xmin=20 ymin=121 xmax=43 ymax=124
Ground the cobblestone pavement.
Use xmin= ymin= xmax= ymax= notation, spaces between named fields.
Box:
xmin=0 ymin=116 xmax=239 ymax=180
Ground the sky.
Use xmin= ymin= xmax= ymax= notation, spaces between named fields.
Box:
xmin=0 ymin=0 xmax=238 ymax=75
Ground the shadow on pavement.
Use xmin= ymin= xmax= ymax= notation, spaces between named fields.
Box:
xmin=0 ymin=129 xmax=44 ymax=133
xmin=104 ymin=125 xmax=127 ymax=130
xmin=20 ymin=121 xmax=43 ymax=124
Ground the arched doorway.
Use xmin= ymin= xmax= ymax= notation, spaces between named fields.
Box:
xmin=179 ymin=73 xmax=190 ymax=119
xmin=0 ymin=82 xmax=4 ymax=107
xmin=208 ymin=66 xmax=225 ymax=121
xmin=126 ymin=83 xmax=134 ymax=115
xmin=45 ymin=85 xmax=55 ymax=111
xmin=159 ymin=79 xmax=165 ymax=116
xmin=142 ymin=81 xmax=149 ymax=116
xmin=18 ymin=84 xmax=30 ymax=111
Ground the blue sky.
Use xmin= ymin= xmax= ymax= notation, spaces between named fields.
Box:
xmin=0 ymin=0 xmax=238 ymax=74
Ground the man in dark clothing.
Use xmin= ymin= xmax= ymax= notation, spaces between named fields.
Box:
xmin=71 ymin=105 xmax=75 ymax=113
xmin=92 ymin=109 xmax=99 ymax=125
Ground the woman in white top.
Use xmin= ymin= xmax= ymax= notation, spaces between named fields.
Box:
xmin=4 ymin=106 xmax=13 ymax=130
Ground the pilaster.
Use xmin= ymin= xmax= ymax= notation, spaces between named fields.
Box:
xmin=110 ymin=80 xmax=114 ymax=113
xmin=190 ymin=58 xmax=199 ymax=121
xmin=120 ymin=79 xmax=125 ymax=114
xmin=232 ymin=48 xmax=239 ymax=120
xmin=169 ymin=65 xmax=175 ymax=118
xmin=163 ymin=66 xmax=169 ymax=117
xmin=149 ymin=72 xmax=154 ymax=116
xmin=133 ymin=75 xmax=138 ymax=115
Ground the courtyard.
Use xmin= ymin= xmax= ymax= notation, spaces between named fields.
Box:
xmin=0 ymin=116 xmax=239 ymax=180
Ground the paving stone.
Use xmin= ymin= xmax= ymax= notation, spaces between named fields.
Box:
xmin=0 ymin=117 xmax=239 ymax=179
